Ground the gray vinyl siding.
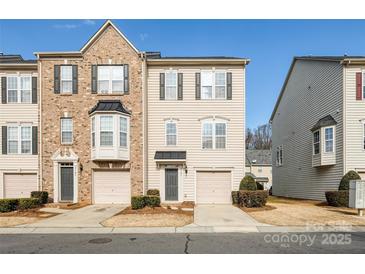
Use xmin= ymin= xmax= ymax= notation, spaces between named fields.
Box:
xmin=271 ymin=60 xmax=344 ymax=200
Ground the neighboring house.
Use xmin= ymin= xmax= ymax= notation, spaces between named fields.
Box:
xmin=270 ymin=56 xmax=365 ymax=200
xmin=146 ymin=56 xmax=248 ymax=204
xmin=0 ymin=54 xmax=39 ymax=199
xmin=245 ymin=149 xmax=272 ymax=190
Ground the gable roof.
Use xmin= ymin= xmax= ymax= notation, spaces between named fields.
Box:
xmin=311 ymin=115 xmax=337 ymax=132
xmin=269 ymin=56 xmax=365 ymax=123
xmin=246 ymin=149 xmax=272 ymax=166
xmin=89 ymin=100 xmax=131 ymax=115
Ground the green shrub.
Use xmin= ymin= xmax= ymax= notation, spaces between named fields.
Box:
xmin=338 ymin=170 xmax=361 ymax=190
xmin=238 ymin=190 xmax=268 ymax=208
xmin=231 ymin=191 xmax=239 ymax=205
xmin=256 ymin=182 xmax=264 ymax=190
xmin=239 ymin=175 xmax=257 ymax=191
xmin=17 ymin=198 xmax=41 ymax=210
xmin=0 ymin=199 xmax=19 ymax=213
xmin=31 ymin=191 xmax=49 ymax=204
xmin=131 ymin=196 xmax=145 ymax=210
xmin=325 ymin=191 xmax=349 ymax=207
xmin=146 ymin=189 xmax=160 ymax=196
xmin=144 ymin=195 xmax=161 ymax=208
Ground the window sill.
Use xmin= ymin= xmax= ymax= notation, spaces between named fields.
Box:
xmin=60 ymin=93 xmax=73 ymax=96
xmin=96 ymin=93 xmax=125 ymax=96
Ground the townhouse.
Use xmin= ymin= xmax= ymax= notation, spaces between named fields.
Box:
xmin=271 ymin=56 xmax=365 ymax=200
xmin=245 ymin=149 xmax=272 ymax=190
xmin=0 ymin=20 xmax=248 ymax=204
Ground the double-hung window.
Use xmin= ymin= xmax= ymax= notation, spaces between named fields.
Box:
xmin=100 ymin=116 xmax=114 ymax=146
xmin=165 ymin=71 xmax=177 ymax=100
xmin=313 ymin=130 xmax=320 ymax=155
xmin=325 ymin=127 xmax=334 ymax=153
xmin=60 ymin=66 xmax=73 ymax=93
xmin=61 ymin=118 xmax=73 ymax=144
xmin=276 ymin=146 xmax=283 ymax=166
xmin=7 ymin=125 xmax=32 ymax=154
xmin=166 ymin=121 xmax=177 ymax=146
xmin=201 ymin=71 xmax=226 ymax=100
xmin=7 ymin=75 xmax=32 ymax=103
xmin=202 ymin=120 xmax=227 ymax=149
xmin=97 ymin=66 xmax=124 ymax=94
xmin=21 ymin=126 xmax=32 ymax=154
xmin=7 ymin=126 xmax=19 ymax=154
xmin=119 ymin=117 xmax=128 ymax=148
xmin=91 ymin=117 xmax=96 ymax=148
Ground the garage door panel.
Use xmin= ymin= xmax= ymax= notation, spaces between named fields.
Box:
xmin=196 ymin=171 xmax=231 ymax=204
xmin=93 ymin=171 xmax=130 ymax=204
xmin=4 ymin=174 xmax=37 ymax=198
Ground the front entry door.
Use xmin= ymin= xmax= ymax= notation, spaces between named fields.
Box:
xmin=60 ymin=164 xmax=74 ymax=202
xmin=165 ymin=169 xmax=178 ymax=201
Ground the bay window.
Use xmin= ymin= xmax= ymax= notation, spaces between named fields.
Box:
xmin=100 ymin=116 xmax=114 ymax=146
xmin=202 ymin=119 xmax=227 ymax=149
xmin=325 ymin=127 xmax=334 ymax=153
xmin=120 ymin=117 xmax=128 ymax=148
xmin=313 ymin=130 xmax=320 ymax=155
xmin=97 ymin=66 xmax=124 ymax=94
xmin=91 ymin=117 xmax=95 ymax=148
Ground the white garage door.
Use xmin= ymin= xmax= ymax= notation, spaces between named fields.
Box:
xmin=93 ymin=171 xmax=130 ymax=204
xmin=4 ymin=173 xmax=38 ymax=198
xmin=196 ymin=171 xmax=231 ymax=204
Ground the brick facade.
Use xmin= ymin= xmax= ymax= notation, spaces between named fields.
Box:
xmin=40 ymin=25 xmax=143 ymax=203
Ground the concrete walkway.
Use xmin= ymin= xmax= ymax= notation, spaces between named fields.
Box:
xmin=194 ymin=205 xmax=260 ymax=227
xmin=24 ymin=204 xmax=126 ymax=228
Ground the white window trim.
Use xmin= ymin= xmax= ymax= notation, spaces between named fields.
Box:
xmin=201 ymin=118 xmax=227 ymax=150
xmin=324 ymin=126 xmax=335 ymax=154
xmin=91 ymin=117 xmax=96 ymax=148
xmin=6 ymin=74 xmax=32 ymax=104
xmin=200 ymin=70 xmax=227 ymax=100
xmin=276 ymin=145 xmax=283 ymax=166
xmin=7 ymin=124 xmax=32 ymax=155
xmin=97 ymin=65 xmax=124 ymax=94
xmin=313 ymin=130 xmax=320 ymax=155
xmin=99 ymin=115 xmax=114 ymax=147
xmin=164 ymin=70 xmax=178 ymax=100
xmin=60 ymin=65 xmax=73 ymax=94
xmin=60 ymin=118 xmax=73 ymax=145
xmin=119 ymin=116 xmax=129 ymax=148
xmin=165 ymin=119 xmax=178 ymax=146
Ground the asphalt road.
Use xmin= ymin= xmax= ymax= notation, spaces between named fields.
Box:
xmin=0 ymin=232 xmax=365 ymax=254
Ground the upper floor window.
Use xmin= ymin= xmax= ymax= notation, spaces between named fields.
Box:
xmin=201 ymin=71 xmax=226 ymax=100
xmin=98 ymin=66 xmax=124 ymax=94
xmin=324 ymin=127 xmax=334 ymax=153
xmin=165 ymin=71 xmax=177 ymax=100
xmin=60 ymin=66 xmax=73 ymax=93
xmin=201 ymin=119 xmax=227 ymax=149
xmin=7 ymin=75 xmax=32 ymax=103
xmin=61 ymin=118 xmax=73 ymax=144
xmin=91 ymin=117 xmax=96 ymax=148
xmin=7 ymin=125 xmax=32 ymax=154
xmin=100 ymin=116 xmax=114 ymax=146
xmin=276 ymin=145 xmax=283 ymax=166
xmin=313 ymin=130 xmax=320 ymax=155
xmin=119 ymin=117 xmax=128 ymax=148
xmin=166 ymin=120 xmax=177 ymax=146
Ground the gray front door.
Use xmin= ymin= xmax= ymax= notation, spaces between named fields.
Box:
xmin=60 ymin=164 xmax=74 ymax=201
xmin=165 ymin=169 xmax=178 ymax=201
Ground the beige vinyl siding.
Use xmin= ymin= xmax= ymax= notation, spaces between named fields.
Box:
xmin=147 ymin=66 xmax=245 ymax=201
xmin=271 ymin=60 xmax=344 ymax=200
xmin=344 ymin=66 xmax=365 ymax=173
xmin=0 ymin=72 xmax=39 ymax=198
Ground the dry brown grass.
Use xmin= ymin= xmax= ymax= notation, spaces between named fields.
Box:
xmin=0 ymin=208 xmax=58 ymax=227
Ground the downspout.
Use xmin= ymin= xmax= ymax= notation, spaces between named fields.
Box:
xmin=342 ymin=63 xmax=347 ymax=175
xmin=38 ymin=56 xmax=42 ymax=191
xmin=141 ymin=52 xmax=148 ymax=194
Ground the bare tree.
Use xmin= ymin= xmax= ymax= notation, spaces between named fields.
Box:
xmin=245 ymin=128 xmax=254 ymax=149
xmin=246 ymin=123 xmax=272 ymax=150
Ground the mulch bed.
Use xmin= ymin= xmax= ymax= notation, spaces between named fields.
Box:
xmin=0 ymin=208 xmax=58 ymax=218
xmin=43 ymin=202 xmax=89 ymax=210
xmin=239 ymin=205 xmax=276 ymax=213
xmin=120 ymin=206 xmax=193 ymax=216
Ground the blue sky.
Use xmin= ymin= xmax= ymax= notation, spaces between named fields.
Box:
xmin=1 ymin=19 xmax=365 ymax=128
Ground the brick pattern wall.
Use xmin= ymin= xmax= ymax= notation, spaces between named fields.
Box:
xmin=40 ymin=26 xmax=143 ymax=203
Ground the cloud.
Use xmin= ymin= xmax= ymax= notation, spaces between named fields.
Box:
xmin=83 ymin=19 xmax=96 ymax=25
xmin=52 ymin=20 xmax=96 ymax=30
xmin=139 ymin=33 xmax=149 ymax=41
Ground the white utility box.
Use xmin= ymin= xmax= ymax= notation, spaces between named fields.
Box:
xmin=349 ymin=180 xmax=365 ymax=209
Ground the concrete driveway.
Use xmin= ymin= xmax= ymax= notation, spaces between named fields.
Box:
xmin=25 ymin=204 xmax=126 ymax=228
xmin=194 ymin=205 xmax=260 ymax=227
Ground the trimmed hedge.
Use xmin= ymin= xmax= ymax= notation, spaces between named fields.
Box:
xmin=238 ymin=190 xmax=268 ymax=208
xmin=31 ymin=191 xmax=49 ymax=204
xmin=325 ymin=191 xmax=349 ymax=207
xmin=146 ymin=189 xmax=160 ymax=196
xmin=0 ymin=199 xmax=19 ymax=213
xmin=231 ymin=191 xmax=239 ymax=205
xmin=131 ymin=196 xmax=145 ymax=210
xmin=239 ymin=175 xmax=257 ymax=191
xmin=338 ymin=170 xmax=361 ymax=191
xmin=144 ymin=195 xmax=161 ymax=208
xmin=18 ymin=198 xmax=41 ymax=210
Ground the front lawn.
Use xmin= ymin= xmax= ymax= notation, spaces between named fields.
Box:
xmin=0 ymin=208 xmax=58 ymax=227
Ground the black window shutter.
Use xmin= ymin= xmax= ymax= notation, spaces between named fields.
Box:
xmin=159 ymin=73 xmax=165 ymax=100
xmin=32 ymin=77 xmax=37 ymax=104
xmin=195 ymin=72 xmax=201 ymax=100
xmin=91 ymin=65 xmax=98 ymax=94
xmin=178 ymin=73 xmax=183 ymax=100
xmin=72 ymin=65 xmax=78 ymax=94
xmin=1 ymin=77 xmax=7 ymax=104
xmin=32 ymin=126 xmax=38 ymax=155
xmin=54 ymin=65 xmax=60 ymax=94
xmin=2 ymin=126 xmax=7 ymax=155
xmin=227 ymin=72 xmax=232 ymax=100
xmin=124 ymin=64 xmax=129 ymax=94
